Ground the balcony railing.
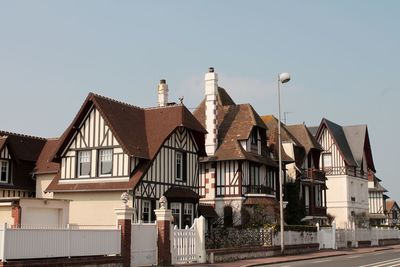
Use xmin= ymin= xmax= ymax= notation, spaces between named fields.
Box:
xmin=245 ymin=185 xmax=275 ymax=195
xmin=301 ymin=168 xmax=326 ymax=183
xmin=305 ymin=205 xmax=327 ymax=217
xmin=322 ymin=166 xmax=367 ymax=179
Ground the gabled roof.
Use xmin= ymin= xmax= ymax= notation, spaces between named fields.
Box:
xmin=261 ymin=115 xmax=296 ymax=163
xmin=193 ymin=88 xmax=276 ymax=166
xmin=286 ymin=124 xmax=323 ymax=154
xmin=0 ymin=131 xmax=46 ymax=162
xmin=315 ymin=118 xmax=376 ymax=172
xmin=53 ymin=93 xmax=206 ymax=161
xmin=34 ymin=138 xmax=60 ymax=175
xmin=386 ymin=199 xmax=400 ymax=212
xmin=47 ymin=92 xmax=206 ymax=193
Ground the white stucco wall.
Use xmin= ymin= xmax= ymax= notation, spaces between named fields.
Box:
xmin=326 ymin=175 xmax=369 ymax=228
xmin=36 ymin=173 xmax=56 ymax=198
xmin=0 ymin=205 xmax=13 ymax=225
xmin=54 ymin=191 xmax=126 ymax=227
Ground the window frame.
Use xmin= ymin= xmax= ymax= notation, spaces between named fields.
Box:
xmin=98 ymin=149 xmax=113 ymax=177
xmin=77 ymin=150 xmax=92 ymax=178
xmin=142 ymin=200 xmax=151 ymax=223
xmin=0 ymin=160 xmax=9 ymax=183
xmin=322 ymin=153 xmax=332 ymax=168
xmin=171 ymin=202 xmax=182 ymax=228
xmin=183 ymin=203 xmax=194 ymax=228
xmin=176 ymin=151 xmax=183 ymax=181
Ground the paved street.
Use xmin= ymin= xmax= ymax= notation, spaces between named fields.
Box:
xmin=256 ymin=247 xmax=400 ymax=267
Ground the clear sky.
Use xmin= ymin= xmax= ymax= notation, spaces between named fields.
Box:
xmin=1 ymin=1 xmax=399 ymax=200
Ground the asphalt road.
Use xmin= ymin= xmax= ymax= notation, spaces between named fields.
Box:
xmin=259 ymin=248 xmax=400 ymax=267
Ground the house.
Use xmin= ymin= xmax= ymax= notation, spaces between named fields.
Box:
xmin=386 ymin=199 xmax=400 ymax=227
xmin=0 ymin=132 xmax=70 ymax=227
xmin=45 ymin=81 xmax=207 ymax=228
xmin=262 ymin=116 xmax=327 ymax=224
xmin=312 ymin=118 xmax=375 ymax=228
xmin=368 ymin=172 xmax=388 ymax=226
xmin=193 ymin=68 xmax=279 ymax=226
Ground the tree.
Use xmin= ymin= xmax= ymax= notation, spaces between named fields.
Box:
xmin=284 ymin=182 xmax=306 ymax=225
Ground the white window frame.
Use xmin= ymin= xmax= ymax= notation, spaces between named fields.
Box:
xmin=98 ymin=149 xmax=112 ymax=177
xmin=176 ymin=151 xmax=183 ymax=181
xmin=77 ymin=150 xmax=91 ymax=178
xmin=171 ymin=202 xmax=182 ymax=228
xmin=142 ymin=200 xmax=151 ymax=223
xmin=0 ymin=160 xmax=9 ymax=183
xmin=322 ymin=153 xmax=332 ymax=168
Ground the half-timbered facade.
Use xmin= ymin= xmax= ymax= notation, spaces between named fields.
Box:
xmin=47 ymin=90 xmax=206 ymax=228
xmin=314 ymin=119 xmax=376 ymax=228
xmin=193 ymin=68 xmax=278 ymax=225
xmin=0 ymin=131 xmax=46 ymax=198
xmin=368 ymin=172 xmax=388 ymax=226
xmin=386 ymin=199 xmax=400 ymax=227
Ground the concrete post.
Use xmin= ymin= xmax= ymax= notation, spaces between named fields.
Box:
xmin=332 ymin=220 xmax=337 ymax=249
xmin=155 ymin=196 xmax=173 ymax=266
xmin=195 ymin=216 xmax=206 ymax=263
xmin=316 ymin=223 xmax=320 ymax=250
xmin=114 ymin=192 xmax=135 ymax=267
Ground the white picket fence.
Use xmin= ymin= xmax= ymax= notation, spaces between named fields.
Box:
xmin=0 ymin=223 xmax=121 ymax=261
xmin=171 ymin=216 xmax=206 ymax=265
xmin=318 ymin=222 xmax=400 ymax=249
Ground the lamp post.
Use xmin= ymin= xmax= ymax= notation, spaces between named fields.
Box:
xmin=278 ymin=72 xmax=290 ymax=254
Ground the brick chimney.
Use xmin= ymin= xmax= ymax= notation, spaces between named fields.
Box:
xmin=205 ymin=67 xmax=218 ymax=156
xmin=157 ymin=79 xmax=169 ymax=107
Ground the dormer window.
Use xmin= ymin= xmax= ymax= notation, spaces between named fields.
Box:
xmin=77 ymin=150 xmax=91 ymax=178
xmin=0 ymin=160 xmax=9 ymax=183
xmin=98 ymin=149 xmax=112 ymax=176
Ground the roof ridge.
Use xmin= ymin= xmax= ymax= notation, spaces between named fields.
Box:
xmin=144 ymin=104 xmax=183 ymax=110
xmin=89 ymin=92 xmax=143 ymax=110
xmin=0 ymin=130 xmax=46 ymax=140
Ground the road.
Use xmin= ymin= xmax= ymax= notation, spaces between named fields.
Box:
xmin=259 ymin=247 xmax=400 ymax=267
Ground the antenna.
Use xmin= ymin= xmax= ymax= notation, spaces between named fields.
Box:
xmin=283 ymin=111 xmax=294 ymax=124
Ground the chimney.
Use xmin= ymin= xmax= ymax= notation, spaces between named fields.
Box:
xmin=157 ymin=79 xmax=169 ymax=107
xmin=205 ymin=67 xmax=218 ymax=156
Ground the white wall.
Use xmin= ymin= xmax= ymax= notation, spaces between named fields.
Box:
xmin=35 ymin=173 xmax=55 ymax=198
xmin=54 ymin=191 xmax=125 ymax=227
xmin=0 ymin=206 xmax=13 ymax=226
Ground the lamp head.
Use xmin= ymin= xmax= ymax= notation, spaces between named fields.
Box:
xmin=279 ymin=73 xmax=291 ymax=83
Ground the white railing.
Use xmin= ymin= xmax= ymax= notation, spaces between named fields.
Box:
xmin=171 ymin=216 xmax=206 ymax=265
xmin=0 ymin=223 xmax=121 ymax=261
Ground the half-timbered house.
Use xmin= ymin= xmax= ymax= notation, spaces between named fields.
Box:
xmin=261 ymin=116 xmax=327 ymax=224
xmin=193 ymin=68 xmax=278 ymax=225
xmin=313 ymin=118 xmax=376 ymax=228
xmin=47 ymin=86 xmax=206 ymax=228
xmin=368 ymin=172 xmax=388 ymax=226
xmin=386 ymin=199 xmax=400 ymax=227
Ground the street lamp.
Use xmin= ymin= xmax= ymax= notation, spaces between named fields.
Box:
xmin=278 ymin=72 xmax=290 ymax=254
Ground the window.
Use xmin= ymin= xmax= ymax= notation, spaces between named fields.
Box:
xmin=142 ymin=200 xmax=151 ymax=223
xmin=251 ymin=129 xmax=258 ymax=144
xmin=393 ymin=210 xmax=398 ymax=220
xmin=175 ymin=151 xmax=187 ymax=181
xmin=171 ymin=202 xmax=181 ymax=228
xmin=98 ymin=149 xmax=112 ymax=176
xmin=0 ymin=160 xmax=9 ymax=183
xmin=183 ymin=203 xmax=194 ymax=228
xmin=77 ymin=150 xmax=91 ymax=177
xmin=322 ymin=153 xmax=332 ymax=168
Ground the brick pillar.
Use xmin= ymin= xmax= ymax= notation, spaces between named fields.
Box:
xmin=155 ymin=196 xmax=173 ymax=266
xmin=115 ymin=193 xmax=135 ymax=267
xmin=11 ymin=204 xmax=21 ymax=227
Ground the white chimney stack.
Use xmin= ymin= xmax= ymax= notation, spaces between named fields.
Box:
xmin=157 ymin=79 xmax=169 ymax=107
xmin=205 ymin=67 xmax=218 ymax=156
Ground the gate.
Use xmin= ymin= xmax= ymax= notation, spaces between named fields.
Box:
xmin=171 ymin=216 xmax=206 ymax=265
xmin=131 ymin=222 xmax=157 ymax=267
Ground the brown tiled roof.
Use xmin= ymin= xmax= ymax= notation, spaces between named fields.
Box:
xmin=48 ymin=92 xmax=206 ymax=192
xmin=164 ymin=187 xmax=200 ymax=199
xmin=53 ymin=93 xmax=206 ymax=161
xmin=286 ymin=124 xmax=323 ymax=153
xmin=193 ymin=88 xmax=276 ymax=166
xmin=0 ymin=137 xmax=6 ymax=151
xmin=198 ymin=204 xmax=219 ymax=218
xmin=260 ymin=115 xmax=295 ymax=163
xmin=386 ymin=199 xmax=399 ymax=212
xmin=0 ymin=131 xmax=46 ymax=190
xmin=34 ymin=139 xmax=60 ymax=175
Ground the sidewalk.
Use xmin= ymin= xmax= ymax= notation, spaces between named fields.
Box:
xmin=187 ymin=244 xmax=400 ymax=267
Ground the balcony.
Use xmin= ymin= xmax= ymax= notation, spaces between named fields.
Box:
xmin=301 ymin=168 xmax=326 ymax=183
xmin=244 ymin=185 xmax=275 ymax=196
xmin=322 ymin=166 xmax=367 ymax=179
xmin=305 ymin=205 xmax=327 ymax=217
